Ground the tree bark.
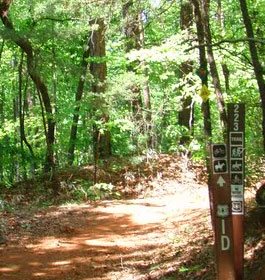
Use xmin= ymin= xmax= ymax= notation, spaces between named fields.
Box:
xmin=123 ymin=1 xmax=149 ymax=147
xmin=0 ymin=39 xmax=4 ymax=182
xmin=216 ymin=0 xmax=230 ymax=93
xmin=18 ymin=51 xmax=35 ymax=178
xmin=200 ymin=0 xmax=227 ymax=130
xmin=192 ymin=0 xmax=212 ymax=140
xmin=90 ymin=19 xmax=111 ymax=158
xmin=0 ymin=0 xmax=55 ymax=171
xmin=68 ymin=35 xmax=90 ymax=165
xmin=192 ymin=0 xmax=213 ymax=228
xmin=239 ymin=0 xmax=265 ymax=152
xmin=139 ymin=14 xmax=153 ymax=148
xmin=179 ymin=1 xmax=194 ymax=146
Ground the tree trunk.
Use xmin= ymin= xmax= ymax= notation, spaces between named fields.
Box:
xmin=123 ymin=0 xmax=141 ymax=52
xmin=68 ymin=35 xmax=90 ymax=165
xmin=216 ymin=0 xmax=230 ymax=92
xmin=239 ymin=0 xmax=265 ymax=152
xmin=179 ymin=1 xmax=194 ymax=146
xmin=192 ymin=0 xmax=212 ymax=140
xmin=0 ymin=38 xmax=4 ymax=62
xmin=200 ymin=0 xmax=227 ymax=131
xmin=123 ymin=1 xmax=145 ymax=144
xmin=0 ymin=88 xmax=3 ymax=182
xmin=90 ymin=19 xmax=111 ymax=158
xmin=0 ymin=0 xmax=55 ymax=171
xmin=18 ymin=51 xmax=35 ymax=179
xmin=192 ymin=0 xmax=214 ymax=229
xmin=143 ymin=75 xmax=153 ymax=148
xmin=139 ymin=14 xmax=153 ymax=148
xmin=0 ymin=39 xmax=4 ymax=182
xmin=222 ymin=63 xmax=230 ymax=92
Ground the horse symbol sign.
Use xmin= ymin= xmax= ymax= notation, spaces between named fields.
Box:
xmin=212 ymin=144 xmax=228 ymax=174
xmin=231 ymin=160 xmax=243 ymax=172
xmin=213 ymin=160 xmax=227 ymax=174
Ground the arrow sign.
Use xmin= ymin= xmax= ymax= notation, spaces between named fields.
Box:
xmin=217 ymin=176 xmax=226 ymax=187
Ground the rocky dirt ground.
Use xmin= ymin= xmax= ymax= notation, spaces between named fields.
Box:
xmin=0 ymin=155 xmax=264 ymax=280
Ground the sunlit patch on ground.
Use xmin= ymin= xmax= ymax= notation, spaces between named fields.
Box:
xmin=0 ymin=155 xmax=263 ymax=280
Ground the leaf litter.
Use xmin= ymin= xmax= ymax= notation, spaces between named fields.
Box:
xmin=0 ymin=154 xmax=264 ymax=280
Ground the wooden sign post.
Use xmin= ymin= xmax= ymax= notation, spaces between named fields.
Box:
xmin=210 ymin=144 xmax=236 ymax=280
xmin=228 ymin=103 xmax=245 ymax=280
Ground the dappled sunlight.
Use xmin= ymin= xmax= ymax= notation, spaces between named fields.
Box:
xmin=0 ymin=154 xmax=223 ymax=280
xmin=0 ymin=185 xmax=212 ymax=280
xmin=32 ymin=272 xmax=46 ymax=277
xmin=0 ymin=267 xmax=20 ymax=273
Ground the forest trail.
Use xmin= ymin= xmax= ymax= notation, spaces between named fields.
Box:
xmin=0 ymin=177 xmax=213 ymax=280
xmin=0 ymin=155 xmax=264 ymax=280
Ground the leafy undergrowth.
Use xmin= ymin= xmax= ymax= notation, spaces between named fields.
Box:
xmin=0 ymin=154 xmax=206 ymax=209
xmin=0 ymin=154 xmax=264 ymax=280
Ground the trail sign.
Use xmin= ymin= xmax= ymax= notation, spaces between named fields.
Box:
xmin=210 ymin=144 xmax=235 ymax=280
xmin=228 ymin=103 xmax=245 ymax=280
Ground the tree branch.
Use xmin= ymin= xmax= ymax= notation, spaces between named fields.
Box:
xmin=0 ymin=0 xmax=55 ymax=168
xmin=185 ymin=37 xmax=265 ymax=52
xmin=35 ymin=16 xmax=79 ymax=23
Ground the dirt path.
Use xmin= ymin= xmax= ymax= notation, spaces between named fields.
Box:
xmin=0 ymin=179 xmax=215 ymax=280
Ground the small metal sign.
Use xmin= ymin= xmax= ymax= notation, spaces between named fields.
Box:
xmin=213 ymin=160 xmax=228 ymax=173
xmin=231 ymin=173 xmax=243 ymax=185
xmin=231 ymin=160 xmax=243 ymax=172
xmin=231 ymin=185 xmax=243 ymax=198
xmin=212 ymin=144 xmax=226 ymax=158
xmin=231 ymin=200 xmax=243 ymax=214
xmin=230 ymin=132 xmax=244 ymax=146
xmin=230 ymin=146 xmax=243 ymax=159
xmin=217 ymin=204 xmax=229 ymax=218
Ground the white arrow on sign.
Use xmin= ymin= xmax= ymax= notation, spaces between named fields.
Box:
xmin=217 ymin=176 xmax=226 ymax=187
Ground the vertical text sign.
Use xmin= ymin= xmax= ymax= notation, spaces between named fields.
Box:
xmin=228 ymin=103 xmax=245 ymax=280
xmin=211 ymin=144 xmax=235 ymax=280
xmin=228 ymin=104 xmax=245 ymax=215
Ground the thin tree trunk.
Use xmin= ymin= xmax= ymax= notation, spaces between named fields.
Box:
xmin=68 ymin=35 xmax=90 ymax=165
xmin=222 ymin=64 xmax=230 ymax=92
xmin=239 ymin=0 xmax=265 ymax=151
xmin=18 ymin=51 xmax=35 ymax=179
xmin=18 ymin=51 xmax=27 ymax=180
xmin=0 ymin=39 xmax=4 ymax=182
xmin=143 ymin=76 xmax=153 ymax=148
xmin=216 ymin=0 xmax=230 ymax=92
xmin=51 ymin=25 xmax=58 ymax=166
xmin=0 ymin=38 xmax=4 ymax=62
xmin=0 ymin=0 xmax=55 ymax=171
xmin=139 ymin=14 xmax=153 ymax=148
xmin=0 ymin=87 xmax=4 ymax=182
xmin=12 ymin=58 xmax=20 ymax=182
xmin=200 ymin=0 xmax=227 ymax=130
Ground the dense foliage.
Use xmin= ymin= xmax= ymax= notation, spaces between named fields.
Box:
xmin=0 ymin=0 xmax=264 ymax=186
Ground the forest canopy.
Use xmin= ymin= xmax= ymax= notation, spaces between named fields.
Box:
xmin=0 ymin=0 xmax=264 ymax=186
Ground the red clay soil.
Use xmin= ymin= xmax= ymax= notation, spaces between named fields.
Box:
xmin=0 ymin=179 xmax=214 ymax=280
xmin=0 ymin=156 xmax=264 ymax=280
